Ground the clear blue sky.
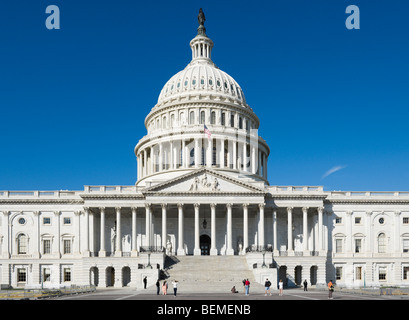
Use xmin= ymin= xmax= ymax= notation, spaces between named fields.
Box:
xmin=0 ymin=0 xmax=408 ymax=191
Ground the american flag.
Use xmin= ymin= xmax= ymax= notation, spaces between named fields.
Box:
xmin=204 ymin=125 xmax=212 ymax=140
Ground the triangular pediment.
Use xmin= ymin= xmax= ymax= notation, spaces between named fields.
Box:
xmin=143 ymin=168 xmax=265 ymax=195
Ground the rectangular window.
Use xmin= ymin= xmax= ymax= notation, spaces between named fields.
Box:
xmin=43 ymin=217 xmax=51 ymax=225
xmin=355 ymin=239 xmax=362 ymax=253
xmin=63 ymin=240 xmax=71 ymax=254
xmin=336 ymin=267 xmax=342 ymax=280
xmin=335 ymin=217 xmax=342 ymax=224
xmin=403 ymin=239 xmax=409 ymax=253
xmin=63 ymin=217 xmax=71 ymax=225
xmin=221 ymin=112 xmax=225 ymax=126
xmin=356 ymin=266 xmax=362 ymax=280
xmin=355 ymin=217 xmax=361 ymax=224
xmin=230 ymin=114 xmax=234 ymax=127
xmin=336 ymin=239 xmax=343 ymax=253
xmin=17 ymin=268 xmax=27 ymax=283
xmin=403 ymin=217 xmax=409 ymax=224
xmin=64 ymin=268 xmax=71 ymax=282
xmin=43 ymin=268 xmax=51 ymax=282
xmin=43 ymin=239 xmax=51 ymax=254
xmin=403 ymin=267 xmax=409 ymax=280
xmin=379 ymin=267 xmax=387 ymax=281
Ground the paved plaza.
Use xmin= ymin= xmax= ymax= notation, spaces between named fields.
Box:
xmin=51 ymin=286 xmax=407 ymax=301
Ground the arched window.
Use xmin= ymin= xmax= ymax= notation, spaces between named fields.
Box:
xmin=378 ymin=233 xmax=386 ymax=253
xmin=239 ymin=117 xmax=243 ymax=129
xmin=221 ymin=112 xmax=225 ymax=126
xmin=189 ymin=111 xmax=195 ymax=125
xmin=18 ymin=234 xmax=28 ymax=254
xmin=200 ymin=111 xmax=205 ymax=124
xmin=210 ymin=111 xmax=216 ymax=125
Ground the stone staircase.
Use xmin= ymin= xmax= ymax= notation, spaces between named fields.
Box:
xmin=162 ymin=255 xmax=264 ymax=293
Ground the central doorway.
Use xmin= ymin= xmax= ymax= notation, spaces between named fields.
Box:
xmin=200 ymin=235 xmax=211 ymax=255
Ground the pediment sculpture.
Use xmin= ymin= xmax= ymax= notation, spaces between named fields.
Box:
xmin=189 ymin=173 xmax=220 ymax=192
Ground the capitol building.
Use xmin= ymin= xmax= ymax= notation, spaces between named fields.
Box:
xmin=1 ymin=10 xmax=409 ymax=290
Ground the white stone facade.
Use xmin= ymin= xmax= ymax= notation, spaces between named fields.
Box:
xmin=1 ymin=13 xmax=409 ymax=290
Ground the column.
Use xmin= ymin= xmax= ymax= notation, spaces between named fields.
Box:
xmin=115 ymin=207 xmax=122 ymax=256
xmin=258 ymin=203 xmax=265 ymax=248
xmin=194 ymin=203 xmax=201 ymax=255
xmin=145 ymin=203 xmax=151 ymax=247
xmin=272 ymin=208 xmax=278 ymax=254
xmin=32 ymin=211 xmax=40 ymax=258
xmin=132 ymin=207 xmax=138 ymax=256
xmin=210 ymin=203 xmax=217 ymax=255
xmin=206 ymin=139 xmax=212 ymax=168
xmin=226 ymin=203 xmax=234 ymax=255
xmin=159 ymin=142 xmax=163 ymax=171
xmin=242 ymin=204 xmax=249 ymax=255
xmin=302 ymin=207 xmax=309 ymax=254
xmin=251 ymin=144 xmax=256 ymax=174
xmin=161 ymin=204 xmax=167 ymax=250
xmin=177 ymin=203 xmax=185 ymax=255
xmin=143 ymin=149 xmax=147 ymax=177
xmin=346 ymin=211 xmax=352 ymax=253
xmin=242 ymin=141 xmax=248 ymax=172
xmin=220 ymin=139 xmax=225 ymax=169
xmin=232 ymin=141 xmax=237 ymax=169
xmin=99 ymin=207 xmax=106 ymax=257
xmin=194 ymin=138 xmax=200 ymax=168
xmin=365 ymin=211 xmax=371 ymax=253
xmin=287 ymin=207 xmax=293 ymax=253
xmin=318 ymin=207 xmax=324 ymax=252
xmin=83 ymin=207 xmax=90 ymax=256
xmin=54 ymin=211 xmax=61 ymax=258
xmin=394 ymin=211 xmax=401 ymax=253
xmin=1 ymin=211 xmax=9 ymax=258
xmin=74 ymin=211 xmax=81 ymax=255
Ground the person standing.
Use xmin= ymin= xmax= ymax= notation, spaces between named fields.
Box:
xmin=244 ymin=279 xmax=250 ymax=296
xmin=172 ymin=280 xmax=179 ymax=297
xmin=264 ymin=278 xmax=272 ymax=296
xmin=143 ymin=276 xmax=147 ymax=289
xmin=162 ymin=280 xmax=168 ymax=295
xmin=156 ymin=279 xmax=160 ymax=295
xmin=303 ymin=279 xmax=308 ymax=291
xmin=328 ymin=280 xmax=334 ymax=299
xmin=278 ymin=279 xmax=284 ymax=296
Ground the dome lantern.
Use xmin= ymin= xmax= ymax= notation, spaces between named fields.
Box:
xmin=190 ymin=8 xmax=214 ymax=62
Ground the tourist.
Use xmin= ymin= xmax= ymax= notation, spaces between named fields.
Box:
xmin=303 ymin=279 xmax=308 ymax=291
xmin=172 ymin=280 xmax=179 ymax=296
xmin=231 ymin=286 xmax=238 ymax=293
xmin=328 ymin=280 xmax=334 ymax=299
xmin=244 ymin=279 xmax=250 ymax=295
xmin=264 ymin=278 xmax=271 ymax=296
xmin=156 ymin=279 xmax=160 ymax=295
xmin=162 ymin=280 xmax=168 ymax=295
xmin=278 ymin=279 xmax=284 ymax=296
xmin=143 ymin=276 xmax=147 ymax=289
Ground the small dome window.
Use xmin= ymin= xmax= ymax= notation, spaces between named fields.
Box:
xmin=184 ymin=80 xmax=188 ymax=86
xmin=224 ymin=82 xmax=228 ymax=89
xmin=209 ymin=79 xmax=213 ymax=85
xmin=217 ymin=80 xmax=221 ymax=87
xmin=201 ymin=79 xmax=205 ymax=85
xmin=177 ymin=82 xmax=180 ymax=88
xmin=192 ymin=79 xmax=196 ymax=86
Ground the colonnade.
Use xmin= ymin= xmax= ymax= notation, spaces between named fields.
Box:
xmin=89 ymin=204 xmax=325 ymax=257
xmin=136 ymin=137 xmax=268 ymax=180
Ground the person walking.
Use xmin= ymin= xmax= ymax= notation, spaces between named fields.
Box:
xmin=264 ymin=278 xmax=272 ymax=296
xmin=172 ymin=280 xmax=179 ymax=297
xmin=303 ymin=279 xmax=308 ymax=291
xmin=162 ymin=280 xmax=168 ymax=295
xmin=244 ymin=279 xmax=250 ymax=296
xmin=328 ymin=280 xmax=334 ymax=299
xmin=156 ymin=279 xmax=160 ymax=295
xmin=278 ymin=279 xmax=284 ymax=296
xmin=143 ymin=276 xmax=147 ymax=289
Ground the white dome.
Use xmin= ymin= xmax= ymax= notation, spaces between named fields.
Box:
xmin=157 ymin=60 xmax=247 ymax=107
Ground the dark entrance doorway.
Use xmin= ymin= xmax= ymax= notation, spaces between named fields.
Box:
xmin=200 ymin=235 xmax=211 ymax=255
